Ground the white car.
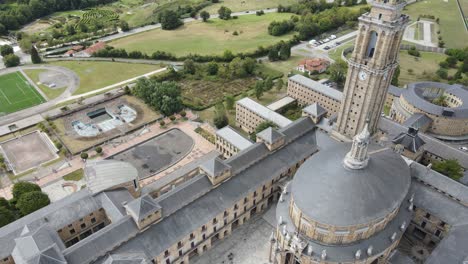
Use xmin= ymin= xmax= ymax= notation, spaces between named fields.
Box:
xmin=323 ymin=38 xmax=330 ymax=43
xmin=309 ymin=39 xmax=317 ymax=44
xmin=330 ymin=35 xmax=337 ymax=39
xmin=459 ymin=147 xmax=468 ymax=152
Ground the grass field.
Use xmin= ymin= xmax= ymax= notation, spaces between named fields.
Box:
xmin=110 ymin=13 xmax=295 ymax=56
xmin=398 ymin=51 xmax=456 ymax=85
xmin=203 ymin=0 xmax=298 ymax=13
xmin=23 ymin=69 xmax=67 ymax=100
xmin=48 ymin=61 xmax=162 ymax=95
xmin=404 ymin=0 xmax=468 ymax=48
xmin=0 ymin=72 xmax=46 ymax=114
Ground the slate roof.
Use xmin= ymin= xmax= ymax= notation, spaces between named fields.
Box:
xmin=302 ymin=103 xmax=328 ymax=118
xmin=401 ymin=82 xmax=468 ymax=118
xmin=387 ymin=85 xmax=403 ymax=97
xmin=85 ymin=160 xmax=139 ymax=194
xmin=216 ymin=126 xmax=253 ymax=151
xmin=288 ymin=74 xmax=343 ymax=101
xmin=291 ymin=141 xmax=411 ymax=226
xmin=402 ymin=113 xmax=432 ymax=130
xmin=379 ymin=118 xmax=468 ymax=169
xmin=266 ymin=96 xmax=296 ymax=111
xmin=102 ymin=253 xmax=148 ymax=264
xmin=392 ymin=127 xmax=425 ymax=153
xmin=125 ymin=195 xmax=161 ymax=222
xmin=236 ymin=97 xmax=292 ymax=128
xmin=425 ymin=224 xmax=468 ymax=264
xmin=256 ymin=127 xmax=284 ymax=144
xmin=199 ymin=157 xmax=231 ymax=177
xmin=107 ymin=118 xmax=318 ymax=259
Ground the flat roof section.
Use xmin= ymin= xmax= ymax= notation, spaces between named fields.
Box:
xmin=237 ymin=98 xmax=292 ymax=128
xmin=216 ymin=126 xmax=253 ymax=151
xmin=266 ymin=96 xmax=296 ymax=112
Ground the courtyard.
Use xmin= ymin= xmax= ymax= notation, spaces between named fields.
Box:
xmin=108 ymin=128 xmax=194 ymax=179
xmin=0 ymin=131 xmax=58 ymax=175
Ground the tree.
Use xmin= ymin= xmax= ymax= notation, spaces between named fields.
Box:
xmin=268 ymin=46 xmax=279 ymax=61
xmin=65 ymin=24 xmax=75 ymax=35
xmin=16 ymin=191 xmax=50 ymax=216
xmin=225 ymin=95 xmax=235 ymax=110
xmin=264 ymin=77 xmax=273 ymax=91
xmin=200 ymin=11 xmax=210 ymax=22
xmin=184 ymin=59 xmax=196 ymax=74
xmin=95 ymin=146 xmax=103 ymax=154
xmin=30 ymin=45 xmax=41 ymax=64
xmin=213 ymin=114 xmax=228 ymax=128
xmin=251 ymin=121 xmax=277 ymax=140
xmin=361 ymin=0 xmax=367 ymax=4
xmin=80 ymin=152 xmax=89 ymax=160
xmin=119 ymin=20 xmax=130 ymax=31
xmin=3 ymin=54 xmax=20 ymax=67
xmin=436 ymin=68 xmax=448 ymax=79
xmin=0 ymin=197 xmax=10 ymax=209
xmin=433 ymin=159 xmax=463 ymax=181
xmin=328 ymin=59 xmax=348 ymax=87
xmin=12 ymin=182 xmax=41 ymax=201
xmin=206 ymin=61 xmax=218 ymax=75
xmin=276 ymin=78 xmax=284 ymax=91
xmin=218 ymin=6 xmax=232 ymax=20
xmin=0 ymin=207 xmax=15 ymax=228
xmin=279 ymin=42 xmax=291 ymax=60
xmin=0 ymin=45 xmax=13 ymax=56
xmin=446 ymin=56 xmax=458 ymax=68
xmin=255 ymin=80 xmax=264 ymax=99
xmin=391 ymin=66 xmax=400 ymax=86
xmin=159 ymin=10 xmax=183 ymax=30
xmin=133 ymin=80 xmax=183 ymax=116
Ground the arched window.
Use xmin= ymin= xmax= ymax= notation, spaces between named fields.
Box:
xmin=366 ymin=31 xmax=378 ymax=58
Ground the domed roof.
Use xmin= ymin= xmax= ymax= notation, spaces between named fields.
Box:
xmin=291 ymin=143 xmax=411 ymax=227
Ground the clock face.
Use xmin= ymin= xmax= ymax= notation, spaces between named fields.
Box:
xmin=359 ymin=71 xmax=367 ymax=81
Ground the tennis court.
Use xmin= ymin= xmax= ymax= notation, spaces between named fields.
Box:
xmin=0 ymin=71 xmax=46 ymax=114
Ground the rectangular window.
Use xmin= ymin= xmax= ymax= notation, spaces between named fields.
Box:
xmin=164 ymin=250 xmax=169 ymax=258
xmin=70 ymin=229 xmax=75 ymax=234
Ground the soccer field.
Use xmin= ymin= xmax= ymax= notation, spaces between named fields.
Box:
xmin=0 ymin=72 xmax=46 ymax=115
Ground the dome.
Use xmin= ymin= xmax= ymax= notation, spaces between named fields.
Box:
xmin=290 ymin=143 xmax=411 ymax=227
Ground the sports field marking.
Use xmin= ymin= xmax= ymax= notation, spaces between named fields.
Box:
xmin=16 ymin=71 xmax=45 ymax=103
xmin=0 ymin=88 xmax=12 ymax=104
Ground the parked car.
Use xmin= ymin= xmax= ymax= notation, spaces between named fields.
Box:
xmin=318 ymin=41 xmax=323 ymax=45
xmin=324 ymin=46 xmax=330 ymax=50
xmin=323 ymin=38 xmax=330 ymax=42
xmin=309 ymin=39 xmax=317 ymax=44
xmin=459 ymin=147 xmax=468 ymax=152
xmin=330 ymin=35 xmax=337 ymax=39
xmin=335 ymin=41 xmax=341 ymax=46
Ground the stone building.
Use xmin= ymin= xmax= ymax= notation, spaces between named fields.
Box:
xmin=0 ymin=118 xmax=319 ymax=264
xmin=215 ymin=126 xmax=253 ymax=158
xmin=236 ymin=97 xmax=292 ymax=134
xmin=334 ymin=0 xmax=409 ymax=138
xmin=287 ymin=74 xmax=342 ymax=117
xmin=273 ymin=124 xmax=414 ymax=263
xmin=296 ymin=58 xmax=330 ymax=74
xmin=389 ymin=82 xmax=468 ymax=140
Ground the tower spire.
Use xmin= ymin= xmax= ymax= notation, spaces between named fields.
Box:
xmin=344 ymin=121 xmax=370 ymax=170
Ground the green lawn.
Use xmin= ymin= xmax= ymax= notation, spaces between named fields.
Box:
xmin=404 ymin=0 xmax=468 ymax=48
xmin=110 ymin=13 xmax=295 ymax=56
xmin=0 ymin=72 xmax=46 ymax=114
xmin=202 ymin=0 xmax=299 ymax=13
xmin=48 ymin=61 xmax=162 ymax=95
xmin=328 ymin=41 xmax=354 ymax=61
xmin=23 ymin=69 xmax=67 ymax=100
xmin=398 ymin=50 xmax=455 ymax=85
xmin=63 ymin=169 xmax=84 ymax=181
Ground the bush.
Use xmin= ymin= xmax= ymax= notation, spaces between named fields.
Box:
xmin=180 ymin=110 xmax=187 ymax=117
xmin=436 ymin=68 xmax=448 ymax=79
xmin=0 ymin=207 xmax=15 ymax=228
xmin=0 ymin=45 xmax=14 ymax=57
xmin=95 ymin=146 xmax=102 ymax=154
xmin=80 ymin=152 xmax=89 ymax=160
xmin=256 ymin=10 xmax=265 ymax=16
xmin=213 ymin=114 xmax=228 ymax=128
xmin=12 ymin=182 xmax=41 ymax=200
xmin=16 ymin=191 xmax=50 ymax=216
xmin=407 ymin=47 xmax=420 ymax=57
xmin=54 ymin=141 xmax=63 ymax=150
xmin=3 ymin=54 xmax=20 ymax=67
xmin=232 ymin=31 xmax=238 ymax=36
xmin=169 ymin=115 xmax=176 ymax=121
xmin=218 ymin=6 xmax=232 ymax=20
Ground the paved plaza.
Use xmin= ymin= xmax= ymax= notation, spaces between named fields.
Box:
xmin=191 ymin=206 xmax=276 ymax=264
xmin=109 ymin=128 xmax=194 ymax=179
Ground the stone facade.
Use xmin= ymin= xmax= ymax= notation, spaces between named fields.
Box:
xmin=287 ymin=77 xmax=341 ymax=117
xmin=334 ymin=0 xmax=409 ymax=138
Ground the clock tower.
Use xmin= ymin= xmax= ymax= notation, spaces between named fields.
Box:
xmin=333 ymin=0 xmax=409 ymax=139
